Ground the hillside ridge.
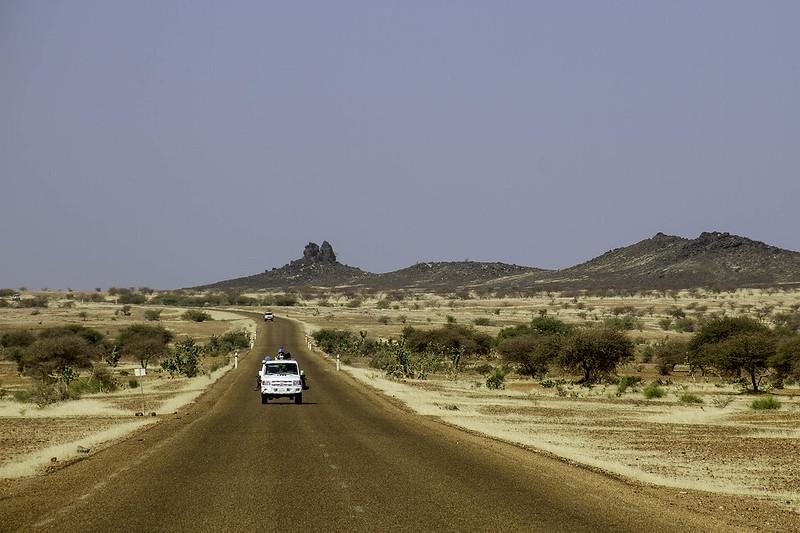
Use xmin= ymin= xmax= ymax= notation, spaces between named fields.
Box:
xmin=198 ymin=233 xmax=800 ymax=291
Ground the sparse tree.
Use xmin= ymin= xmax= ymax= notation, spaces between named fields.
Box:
xmin=497 ymin=334 xmax=563 ymax=377
xmin=653 ymin=339 xmax=689 ymax=375
xmin=706 ymin=332 xmax=775 ymax=392
xmin=771 ymin=335 xmax=800 ymax=385
xmin=19 ymin=334 xmax=98 ymax=385
xmin=116 ymin=325 xmax=172 ymax=369
xmin=558 ymin=328 xmax=634 ymax=384
xmin=688 ymin=317 xmax=770 ymax=376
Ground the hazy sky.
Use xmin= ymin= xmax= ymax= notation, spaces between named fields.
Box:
xmin=2 ymin=1 xmax=799 ymax=290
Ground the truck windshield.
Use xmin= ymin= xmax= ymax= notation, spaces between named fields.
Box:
xmin=265 ymin=363 xmax=298 ymax=375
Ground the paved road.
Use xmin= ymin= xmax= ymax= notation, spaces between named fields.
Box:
xmin=1 ymin=315 xmax=739 ymax=532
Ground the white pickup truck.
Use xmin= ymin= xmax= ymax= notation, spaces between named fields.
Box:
xmin=258 ymin=358 xmax=306 ymax=404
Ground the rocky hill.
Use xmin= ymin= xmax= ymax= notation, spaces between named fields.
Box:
xmin=204 ymin=241 xmax=371 ymax=290
xmin=199 ymin=233 xmax=800 ymax=292
xmin=374 ymin=261 xmax=545 ymax=290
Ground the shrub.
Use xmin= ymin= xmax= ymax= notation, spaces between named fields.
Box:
xmin=473 ymin=317 xmax=493 ymax=326
xmin=116 ymin=324 xmax=172 ymax=369
xmin=603 ymin=314 xmax=639 ymax=331
xmin=486 ymin=367 xmax=507 ymax=389
xmin=558 ymin=328 xmax=634 ymax=384
xmin=18 ymin=296 xmax=49 ymax=308
xmin=643 ymin=382 xmax=666 ymax=399
xmin=13 ymin=389 xmax=31 ymax=403
xmin=751 ymin=396 xmax=781 ymax=410
xmin=497 ymin=334 xmax=558 ymax=378
xmin=84 ymin=366 xmax=118 ymax=393
xmin=312 ymin=329 xmax=357 ymax=354
xmin=117 ymin=291 xmax=146 ymax=305
xmin=1 ymin=329 xmax=36 ymax=348
xmin=182 ymin=310 xmax=212 ymax=322
xmin=679 ymin=392 xmax=704 ymax=404
xmin=144 ymin=309 xmax=162 ymax=321
xmin=616 ymin=375 xmax=642 ymax=394
xmin=161 ymin=338 xmax=201 ymax=377
xmin=403 ymin=325 xmax=492 ymax=358
xmin=128 ymin=379 xmax=139 ymax=389
xmin=672 ymin=317 xmax=695 ymax=333
xmin=204 ymin=329 xmax=251 ymax=356
xmin=274 ymin=294 xmax=298 ymax=306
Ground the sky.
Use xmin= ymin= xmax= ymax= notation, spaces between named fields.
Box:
xmin=2 ymin=1 xmax=799 ymax=290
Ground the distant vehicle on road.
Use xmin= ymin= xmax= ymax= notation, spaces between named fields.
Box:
xmin=263 ymin=311 xmax=274 ymax=321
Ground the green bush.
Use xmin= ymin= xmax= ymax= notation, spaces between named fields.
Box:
xmin=144 ymin=309 xmax=162 ymax=321
xmin=486 ymin=367 xmax=508 ymax=390
xmin=117 ymin=291 xmax=147 ymax=305
xmin=616 ymin=375 xmax=642 ymax=394
xmin=312 ymin=329 xmax=357 ymax=354
xmin=678 ymin=392 xmax=704 ymax=404
xmin=204 ymin=329 xmax=251 ymax=356
xmin=18 ymin=296 xmax=49 ymax=308
xmin=473 ymin=317 xmax=494 ymax=326
xmin=402 ymin=324 xmax=493 ymax=358
xmin=0 ymin=329 xmax=36 ymax=348
xmin=751 ymin=396 xmax=781 ymax=410
xmin=182 ymin=310 xmax=212 ymax=322
xmin=71 ymin=367 xmax=118 ymax=394
xmin=643 ymin=382 xmax=666 ymax=399
xmin=128 ymin=379 xmax=139 ymax=389
xmin=274 ymin=294 xmax=298 ymax=306
xmin=161 ymin=338 xmax=201 ymax=377
xmin=13 ymin=389 xmax=31 ymax=403
xmin=603 ymin=314 xmax=639 ymax=331
xmin=472 ymin=363 xmax=495 ymax=375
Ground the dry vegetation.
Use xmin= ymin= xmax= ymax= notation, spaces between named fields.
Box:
xmin=2 ymin=287 xmax=800 ymax=525
xmin=276 ymin=287 xmax=800 ymax=518
xmin=0 ymin=295 xmax=254 ymax=477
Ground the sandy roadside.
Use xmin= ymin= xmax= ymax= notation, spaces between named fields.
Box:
xmin=338 ymin=364 xmax=800 ymax=515
xmin=0 ymin=310 xmax=256 ymax=479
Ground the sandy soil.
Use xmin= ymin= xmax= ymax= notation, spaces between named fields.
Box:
xmin=3 ymin=293 xmax=800 ymax=523
xmin=0 ymin=307 xmax=254 ymax=479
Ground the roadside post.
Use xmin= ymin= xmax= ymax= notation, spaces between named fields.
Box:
xmin=134 ymin=367 xmax=146 ymax=414
xmin=234 ymin=351 xmax=239 ymax=369
xmin=336 ymin=354 xmax=340 ymax=371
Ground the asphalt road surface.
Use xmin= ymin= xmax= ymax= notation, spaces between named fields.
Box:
xmin=1 ymin=315 xmax=741 ymax=532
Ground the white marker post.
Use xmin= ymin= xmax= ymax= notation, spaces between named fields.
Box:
xmin=336 ymin=354 xmax=340 ymax=371
xmin=234 ymin=351 xmax=239 ymax=369
xmin=134 ymin=367 xmax=147 ymax=413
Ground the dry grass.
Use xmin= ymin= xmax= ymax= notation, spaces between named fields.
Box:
xmin=0 ymin=300 xmax=255 ymax=477
xmin=3 ymin=288 xmax=800 ymax=516
xmin=278 ymin=288 xmax=800 ymax=513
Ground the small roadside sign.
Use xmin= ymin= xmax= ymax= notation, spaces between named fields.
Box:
xmin=134 ymin=368 xmax=146 ymax=377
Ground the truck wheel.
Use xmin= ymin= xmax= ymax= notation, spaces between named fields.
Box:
xmin=294 ymin=393 xmax=302 ymax=405
xmin=261 ymin=394 xmax=268 ymax=405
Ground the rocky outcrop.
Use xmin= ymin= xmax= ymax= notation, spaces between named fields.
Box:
xmin=299 ymin=241 xmax=338 ymax=265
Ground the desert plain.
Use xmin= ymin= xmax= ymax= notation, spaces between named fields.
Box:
xmin=1 ymin=288 xmax=800 ymax=529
